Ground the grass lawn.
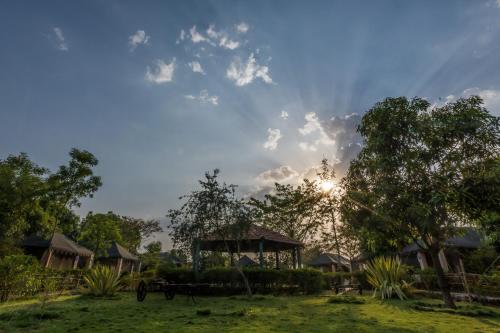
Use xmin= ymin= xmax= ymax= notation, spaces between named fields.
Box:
xmin=0 ymin=292 xmax=499 ymax=333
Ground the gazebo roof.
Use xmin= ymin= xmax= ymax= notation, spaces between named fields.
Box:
xmin=199 ymin=224 xmax=303 ymax=252
xmin=401 ymin=229 xmax=482 ymax=254
xmin=23 ymin=233 xmax=94 ymax=257
xmin=310 ymin=253 xmax=349 ymax=267
xmin=237 ymin=255 xmax=258 ymax=267
xmin=104 ymin=242 xmax=139 ymax=261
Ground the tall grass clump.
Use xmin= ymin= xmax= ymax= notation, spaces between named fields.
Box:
xmin=83 ymin=265 xmax=121 ymax=297
xmin=365 ymin=256 xmax=409 ymax=300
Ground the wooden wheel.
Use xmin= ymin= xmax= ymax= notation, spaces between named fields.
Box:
xmin=137 ymin=280 xmax=147 ymax=302
xmin=164 ymin=288 xmax=175 ymax=300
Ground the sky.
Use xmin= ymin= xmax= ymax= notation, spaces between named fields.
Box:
xmin=1 ymin=0 xmax=500 ymax=248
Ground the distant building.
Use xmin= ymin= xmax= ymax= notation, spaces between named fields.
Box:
xmin=236 ymin=255 xmax=258 ymax=267
xmin=401 ymin=229 xmax=482 ymax=273
xmin=22 ymin=233 xmax=94 ymax=270
xmin=309 ymin=253 xmax=350 ymax=272
xmin=98 ymin=242 xmax=140 ymax=274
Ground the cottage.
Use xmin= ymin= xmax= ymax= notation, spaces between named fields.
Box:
xmin=309 ymin=253 xmax=350 ymax=272
xmin=22 ymin=233 xmax=94 ymax=270
xmin=98 ymin=242 xmax=140 ymax=274
xmin=401 ymin=229 xmax=482 ymax=273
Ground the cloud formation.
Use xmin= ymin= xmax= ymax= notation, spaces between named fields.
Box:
xmin=53 ymin=27 xmax=68 ymax=51
xmin=236 ymin=22 xmax=250 ymax=34
xmin=432 ymin=88 xmax=500 ymax=116
xmin=129 ymin=30 xmax=150 ymax=51
xmin=219 ymin=36 xmax=239 ymax=50
xmin=227 ymin=53 xmax=273 ymax=86
xmin=281 ymin=110 xmax=289 ymax=120
xmin=189 ymin=25 xmax=208 ymax=43
xmin=187 ymin=61 xmax=205 ymax=75
xmin=298 ymin=112 xmax=335 ymax=151
xmin=184 ymin=90 xmax=218 ymax=105
xmin=263 ymin=128 xmax=282 ymax=150
xmin=256 ymin=165 xmax=298 ymax=184
xmin=145 ymin=59 xmax=175 ymax=84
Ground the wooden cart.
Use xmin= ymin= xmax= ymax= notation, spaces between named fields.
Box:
xmin=136 ymin=279 xmax=211 ymax=303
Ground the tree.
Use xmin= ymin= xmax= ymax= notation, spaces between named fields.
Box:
xmin=140 ymin=241 xmax=162 ymax=270
xmin=167 ymin=169 xmax=253 ymax=295
xmin=457 ymin=157 xmax=500 ymax=249
xmin=0 ymin=149 xmax=102 ymax=255
xmin=0 ymin=154 xmax=48 ymax=250
xmin=249 ymin=180 xmax=322 ymax=245
xmin=119 ymin=217 xmax=162 ymax=254
xmin=78 ymin=212 xmax=122 ymax=257
xmin=341 ymin=96 xmax=499 ymax=308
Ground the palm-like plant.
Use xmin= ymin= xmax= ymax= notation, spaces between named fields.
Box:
xmin=365 ymin=256 xmax=408 ymax=300
xmin=83 ymin=265 xmax=121 ymax=297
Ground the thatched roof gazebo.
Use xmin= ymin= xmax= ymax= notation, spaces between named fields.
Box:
xmin=194 ymin=224 xmax=304 ymax=271
xmin=22 ymin=233 xmax=94 ymax=270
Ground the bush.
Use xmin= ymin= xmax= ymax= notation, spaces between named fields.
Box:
xmin=0 ymin=255 xmax=42 ymax=302
xmin=156 ymin=267 xmax=325 ymax=294
xmin=365 ymin=256 xmax=409 ymax=300
xmin=83 ymin=265 xmax=121 ymax=297
xmin=323 ymin=271 xmax=369 ymax=290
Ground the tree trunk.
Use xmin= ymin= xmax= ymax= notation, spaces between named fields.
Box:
xmin=429 ymin=247 xmax=456 ymax=308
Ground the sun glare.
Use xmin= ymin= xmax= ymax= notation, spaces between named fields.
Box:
xmin=320 ymin=180 xmax=335 ymax=193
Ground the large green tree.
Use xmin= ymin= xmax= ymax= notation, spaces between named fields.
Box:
xmin=167 ymin=169 xmax=253 ymax=295
xmin=78 ymin=212 xmax=123 ymax=257
xmin=0 ymin=149 xmax=101 ymax=254
xmin=341 ymin=96 xmax=499 ymax=307
xmin=119 ymin=216 xmax=162 ymax=254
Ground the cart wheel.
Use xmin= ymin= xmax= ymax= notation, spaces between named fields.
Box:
xmin=164 ymin=288 xmax=175 ymax=300
xmin=137 ymin=280 xmax=147 ymax=302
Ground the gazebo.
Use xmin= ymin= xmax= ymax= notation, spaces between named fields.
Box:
xmin=194 ymin=224 xmax=304 ymax=271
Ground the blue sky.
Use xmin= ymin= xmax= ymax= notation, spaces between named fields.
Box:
xmin=1 ymin=1 xmax=500 ymax=247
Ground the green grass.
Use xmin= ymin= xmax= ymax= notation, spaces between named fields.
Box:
xmin=0 ymin=293 xmax=499 ymax=333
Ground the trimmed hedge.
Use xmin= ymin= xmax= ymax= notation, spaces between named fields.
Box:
xmin=156 ymin=265 xmax=368 ymax=295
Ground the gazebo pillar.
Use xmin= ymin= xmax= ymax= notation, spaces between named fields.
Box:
xmin=292 ymin=247 xmax=297 ymax=269
xmin=192 ymin=239 xmax=201 ymax=274
xmin=275 ymin=250 xmax=280 ymax=270
xmin=259 ymin=239 xmax=264 ymax=269
xmin=297 ymin=247 xmax=302 ymax=269
xmin=230 ymin=252 xmax=235 ymax=267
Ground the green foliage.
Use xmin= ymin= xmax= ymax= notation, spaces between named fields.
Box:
xmin=0 ymin=255 xmax=42 ymax=302
xmin=341 ymin=96 xmax=499 ymax=307
xmin=463 ymin=246 xmax=498 ymax=274
xmin=83 ymin=265 xmax=121 ymax=297
xmin=156 ymin=267 xmax=326 ymax=294
xmin=249 ymin=180 xmax=322 ymax=244
xmin=365 ymin=257 xmax=408 ymax=300
xmin=0 ymin=149 xmax=101 ymax=251
xmin=78 ymin=212 xmax=123 ymax=256
xmin=411 ymin=301 xmax=499 ymax=318
xmin=323 ymin=271 xmax=369 ymax=290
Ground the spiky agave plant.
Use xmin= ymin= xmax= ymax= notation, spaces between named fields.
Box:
xmin=365 ymin=256 xmax=408 ymax=300
xmin=83 ymin=265 xmax=121 ymax=297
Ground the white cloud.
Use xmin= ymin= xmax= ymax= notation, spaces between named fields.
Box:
xmin=263 ymin=128 xmax=282 ymax=151
xmin=189 ymin=25 xmax=208 ymax=43
xmin=496 ymin=0 xmax=500 ymax=8
xmin=462 ymin=88 xmax=500 ymax=115
xmin=53 ymin=27 xmax=68 ymax=51
xmin=188 ymin=61 xmax=205 ymax=75
xmin=298 ymin=112 xmax=336 ymax=152
xmin=280 ymin=110 xmax=289 ymax=120
xmin=226 ymin=53 xmax=273 ymax=86
xmin=145 ymin=59 xmax=175 ymax=84
xmin=236 ymin=22 xmax=249 ymax=34
xmin=256 ymin=165 xmax=298 ymax=184
xmin=206 ymin=25 xmax=219 ymax=39
xmin=219 ymin=36 xmax=239 ymax=50
xmin=129 ymin=30 xmax=150 ymax=51
xmin=184 ymin=90 xmax=218 ymax=105
xmin=432 ymin=88 xmax=500 ymax=116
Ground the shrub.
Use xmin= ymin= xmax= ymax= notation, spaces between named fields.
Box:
xmin=83 ymin=265 xmax=121 ymax=297
xmin=0 ymin=255 xmax=42 ymax=302
xmin=156 ymin=267 xmax=325 ymax=294
xmin=365 ymin=256 xmax=409 ymax=300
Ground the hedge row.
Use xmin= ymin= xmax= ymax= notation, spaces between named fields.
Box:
xmin=156 ymin=265 xmax=369 ymax=294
